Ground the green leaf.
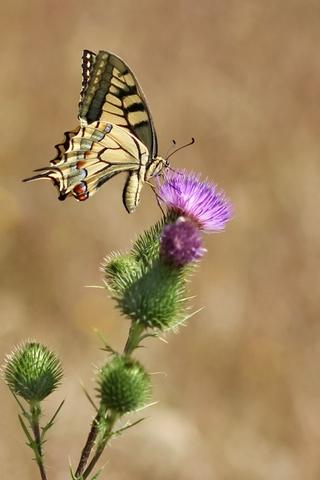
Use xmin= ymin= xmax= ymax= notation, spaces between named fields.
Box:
xmin=112 ymin=417 xmax=145 ymax=437
xmin=94 ymin=330 xmax=118 ymax=356
xmin=69 ymin=463 xmax=82 ymax=480
xmin=90 ymin=469 xmax=104 ymax=480
xmin=41 ymin=399 xmax=65 ymax=441
xmin=80 ymin=383 xmax=99 ymax=412
xmin=18 ymin=414 xmax=34 ymax=446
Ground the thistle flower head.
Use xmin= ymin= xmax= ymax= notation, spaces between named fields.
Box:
xmin=97 ymin=356 xmax=151 ymax=414
xmin=160 ymin=217 xmax=205 ymax=267
xmin=3 ymin=342 xmax=63 ymax=402
xmin=158 ymin=170 xmax=233 ymax=232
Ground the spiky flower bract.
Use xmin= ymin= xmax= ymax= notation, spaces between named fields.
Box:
xmin=118 ymin=260 xmax=186 ymax=329
xmin=158 ymin=170 xmax=233 ymax=232
xmin=103 ymin=254 xmax=142 ymax=294
xmin=3 ymin=342 xmax=63 ymax=402
xmin=97 ymin=356 xmax=151 ymax=414
xmin=160 ymin=217 xmax=205 ymax=266
xmin=103 ymin=218 xmax=189 ymax=331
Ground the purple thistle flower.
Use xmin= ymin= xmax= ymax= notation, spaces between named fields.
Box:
xmin=157 ymin=170 xmax=233 ymax=232
xmin=160 ymin=218 xmax=205 ymax=267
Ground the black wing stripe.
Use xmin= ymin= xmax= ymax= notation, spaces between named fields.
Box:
xmin=126 ymin=102 xmax=146 ymax=113
xmin=78 ymin=51 xmax=158 ymax=157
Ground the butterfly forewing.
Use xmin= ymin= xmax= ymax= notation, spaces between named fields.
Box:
xmin=79 ymin=50 xmax=96 ymax=112
xmin=78 ymin=51 xmax=158 ymax=158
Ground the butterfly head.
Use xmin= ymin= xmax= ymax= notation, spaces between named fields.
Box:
xmin=146 ymin=156 xmax=169 ymax=179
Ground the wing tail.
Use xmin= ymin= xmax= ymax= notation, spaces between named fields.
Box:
xmin=24 ymin=121 xmax=148 ymax=207
xmin=51 ymin=127 xmax=81 ymax=165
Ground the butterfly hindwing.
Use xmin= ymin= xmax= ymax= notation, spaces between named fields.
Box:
xmin=50 ymin=127 xmax=81 ymax=165
xmin=24 ymin=122 xmax=149 ymax=210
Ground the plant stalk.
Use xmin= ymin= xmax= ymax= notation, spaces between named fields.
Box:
xmin=75 ymin=321 xmax=145 ymax=478
xmin=123 ymin=322 xmax=145 ymax=355
xmin=81 ymin=413 xmax=118 ymax=480
xmin=74 ymin=410 xmax=102 ymax=478
xmin=30 ymin=403 xmax=48 ymax=480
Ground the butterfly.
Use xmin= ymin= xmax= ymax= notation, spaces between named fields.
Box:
xmin=23 ymin=50 xmax=169 ymax=213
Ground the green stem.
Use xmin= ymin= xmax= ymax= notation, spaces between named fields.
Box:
xmin=123 ymin=322 xmax=145 ymax=355
xmin=30 ymin=402 xmax=48 ymax=480
xmin=82 ymin=412 xmax=118 ymax=480
xmin=75 ymin=321 xmax=146 ymax=478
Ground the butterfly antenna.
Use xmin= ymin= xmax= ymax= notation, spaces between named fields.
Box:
xmin=164 ymin=139 xmax=177 ymax=159
xmin=165 ymin=137 xmax=195 ymax=161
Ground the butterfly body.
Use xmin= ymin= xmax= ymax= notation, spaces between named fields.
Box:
xmin=24 ymin=50 xmax=167 ymax=212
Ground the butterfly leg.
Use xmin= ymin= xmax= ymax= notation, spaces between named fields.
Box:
xmin=145 ymin=180 xmax=166 ymax=216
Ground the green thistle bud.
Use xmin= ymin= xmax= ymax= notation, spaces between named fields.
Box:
xmin=3 ymin=342 xmax=63 ymax=402
xmin=103 ymin=218 xmax=190 ymax=331
xmin=97 ymin=356 xmax=151 ymax=414
xmin=119 ymin=261 xmax=186 ymax=330
xmin=131 ymin=219 xmax=164 ymax=264
xmin=103 ymin=254 xmax=141 ymax=294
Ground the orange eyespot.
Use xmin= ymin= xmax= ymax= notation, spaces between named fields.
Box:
xmin=73 ymin=182 xmax=89 ymax=201
xmin=76 ymin=160 xmax=87 ymax=169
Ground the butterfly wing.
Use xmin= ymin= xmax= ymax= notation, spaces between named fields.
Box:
xmin=50 ymin=127 xmax=81 ymax=165
xmin=24 ymin=122 xmax=148 ymax=211
xmin=79 ymin=49 xmax=96 ymax=112
xmin=24 ymin=51 xmax=158 ymax=212
xmin=50 ymin=50 xmax=97 ymax=166
xmin=78 ymin=50 xmax=158 ymax=159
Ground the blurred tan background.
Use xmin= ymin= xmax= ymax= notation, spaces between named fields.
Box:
xmin=1 ymin=0 xmax=320 ymax=479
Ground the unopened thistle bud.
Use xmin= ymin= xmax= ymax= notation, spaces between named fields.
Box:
xmin=118 ymin=261 xmax=186 ymax=330
xmin=103 ymin=254 xmax=141 ymax=294
xmin=3 ymin=342 xmax=63 ymax=402
xmin=160 ymin=217 xmax=205 ymax=267
xmin=97 ymin=356 xmax=151 ymax=414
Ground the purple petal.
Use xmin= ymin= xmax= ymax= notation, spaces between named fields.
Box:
xmin=157 ymin=170 xmax=233 ymax=232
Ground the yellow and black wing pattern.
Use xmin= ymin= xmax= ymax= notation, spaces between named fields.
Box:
xmin=29 ymin=122 xmax=150 ymax=212
xmin=50 ymin=127 xmax=81 ymax=165
xmin=24 ymin=50 xmax=165 ymax=212
xmin=49 ymin=50 xmax=97 ymax=167
xmin=78 ymin=50 xmax=158 ymax=158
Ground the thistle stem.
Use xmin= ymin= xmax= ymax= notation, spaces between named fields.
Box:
xmin=81 ymin=413 xmax=118 ymax=479
xmin=75 ymin=322 xmax=146 ymax=478
xmin=30 ymin=403 xmax=48 ymax=480
xmin=74 ymin=410 xmax=102 ymax=478
xmin=123 ymin=322 xmax=145 ymax=356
